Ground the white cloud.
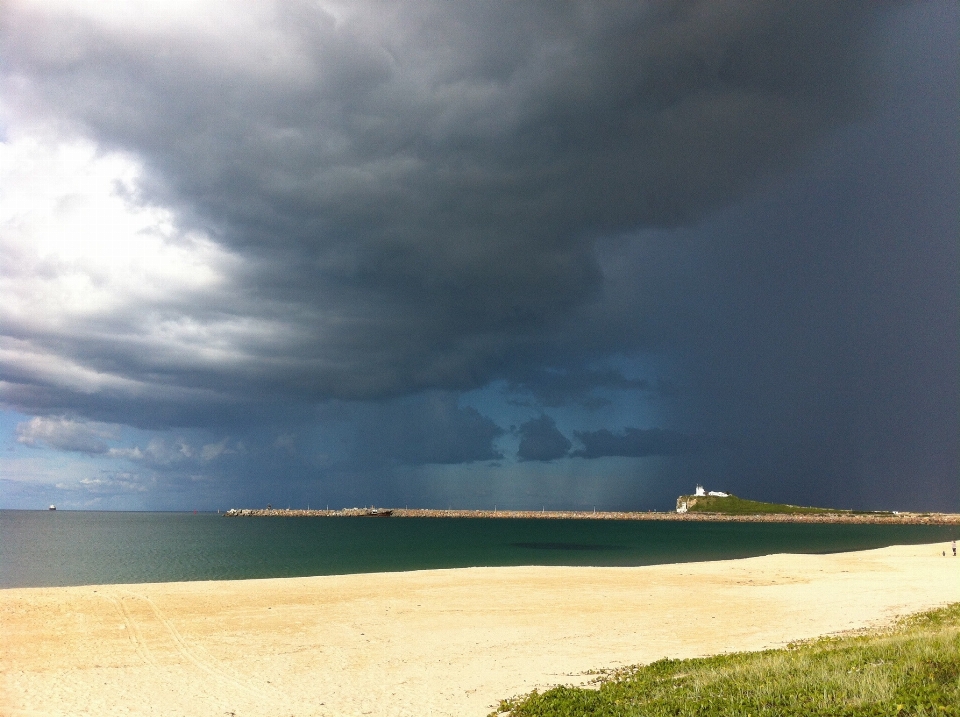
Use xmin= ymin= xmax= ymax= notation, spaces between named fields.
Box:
xmin=15 ymin=416 xmax=117 ymax=453
xmin=0 ymin=130 xmax=330 ymax=414
xmin=77 ymin=472 xmax=149 ymax=493
xmin=0 ymin=135 xmax=231 ymax=318
xmin=0 ymin=133 xmax=299 ymax=408
xmin=200 ymin=437 xmax=230 ymax=461
xmin=107 ymin=437 xmax=195 ymax=465
xmin=273 ymin=434 xmax=296 ymax=453
xmin=106 ymin=446 xmax=144 ymax=460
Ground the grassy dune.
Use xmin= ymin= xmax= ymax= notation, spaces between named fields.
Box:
xmin=493 ymin=603 xmax=960 ymax=716
xmin=680 ymin=494 xmax=856 ymax=515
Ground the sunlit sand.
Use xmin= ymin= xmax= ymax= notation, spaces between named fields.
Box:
xmin=2 ymin=542 xmax=958 ymax=717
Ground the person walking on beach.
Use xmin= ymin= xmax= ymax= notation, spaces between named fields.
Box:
xmin=953 ymin=540 xmax=956 ymax=557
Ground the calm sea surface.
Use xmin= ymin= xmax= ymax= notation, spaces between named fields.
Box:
xmin=2 ymin=510 xmax=957 ymax=589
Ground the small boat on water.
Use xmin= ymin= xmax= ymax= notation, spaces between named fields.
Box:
xmin=48 ymin=505 xmax=56 ymax=511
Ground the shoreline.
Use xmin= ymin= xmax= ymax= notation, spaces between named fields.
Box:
xmin=4 ymin=542 xmax=958 ymax=717
xmin=223 ymin=506 xmax=960 ymax=524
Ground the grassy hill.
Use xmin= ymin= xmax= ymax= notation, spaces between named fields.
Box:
xmin=677 ymin=494 xmax=849 ymax=515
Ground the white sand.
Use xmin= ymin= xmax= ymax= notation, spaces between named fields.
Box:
xmin=2 ymin=542 xmax=958 ymax=717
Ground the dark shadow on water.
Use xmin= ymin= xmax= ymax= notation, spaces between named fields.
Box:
xmin=511 ymin=542 xmax=625 ymax=551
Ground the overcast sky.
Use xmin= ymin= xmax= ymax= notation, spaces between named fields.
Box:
xmin=1 ymin=0 xmax=956 ymax=512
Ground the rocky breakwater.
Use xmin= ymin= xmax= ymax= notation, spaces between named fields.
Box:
xmin=221 ymin=507 xmax=960 ymax=524
xmin=224 ymin=507 xmax=393 ymax=517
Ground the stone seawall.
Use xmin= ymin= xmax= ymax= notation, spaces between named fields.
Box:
xmin=222 ymin=507 xmax=960 ymax=524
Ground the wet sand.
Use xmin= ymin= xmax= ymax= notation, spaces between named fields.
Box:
xmin=2 ymin=542 xmax=958 ymax=717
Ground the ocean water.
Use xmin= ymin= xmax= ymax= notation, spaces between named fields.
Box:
xmin=2 ymin=509 xmax=957 ymax=589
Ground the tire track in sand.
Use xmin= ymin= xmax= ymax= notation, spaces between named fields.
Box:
xmin=112 ymin=589 xmax=287 ymax=707
xmin=105 ymin=593 xmax=165 ymax=674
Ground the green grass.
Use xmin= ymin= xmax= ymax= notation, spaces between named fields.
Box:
xmin=492 ymin=603 xmax=960 ymax=716
xmin=680 ymin=494 xmax=852 ymax=515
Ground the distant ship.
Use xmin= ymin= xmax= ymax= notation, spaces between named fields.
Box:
xmin=48 ymin=505 xmax=56 ymax=511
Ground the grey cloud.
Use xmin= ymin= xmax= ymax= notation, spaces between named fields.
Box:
xmin=15 ymin=416 xmax=117 ymax=454
xmin=352 ymin=392 xmax=504 ymax=466
xmin=0 ymin=1 xmax=895 ymax=419
xmin=516 ymin=415 xmax=572 ymax=462
xmin=572 ymin=427 xmax=701 ymax=459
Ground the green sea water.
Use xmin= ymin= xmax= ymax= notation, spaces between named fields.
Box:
xmin=2 ymin=509 xmax=957 ymax=589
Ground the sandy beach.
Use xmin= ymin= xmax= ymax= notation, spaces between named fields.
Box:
xmin=2 ymin=542 xmax=958 ymax=717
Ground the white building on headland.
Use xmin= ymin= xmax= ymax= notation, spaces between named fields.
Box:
xmin=678 ymin=486 xmax=729 ymax=513
xmin=697 ymin=484 xmax=729 ymax=497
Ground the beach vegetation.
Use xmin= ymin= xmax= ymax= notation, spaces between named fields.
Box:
xmin=492 ymin=603 xmax=960 ymax=716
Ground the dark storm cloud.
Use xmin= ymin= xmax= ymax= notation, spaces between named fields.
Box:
xmin=0 ymin=0 xmax=896 ymax=422
xmin=572 ymin=427 xmax=700 ymax=459
xmin=573 ymin=2 xmax=960 ymax=510
xmin=351 ymin=392 xmax=504 ymax=466
xmin=516 ymin=415 xmax=572 ymax=462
